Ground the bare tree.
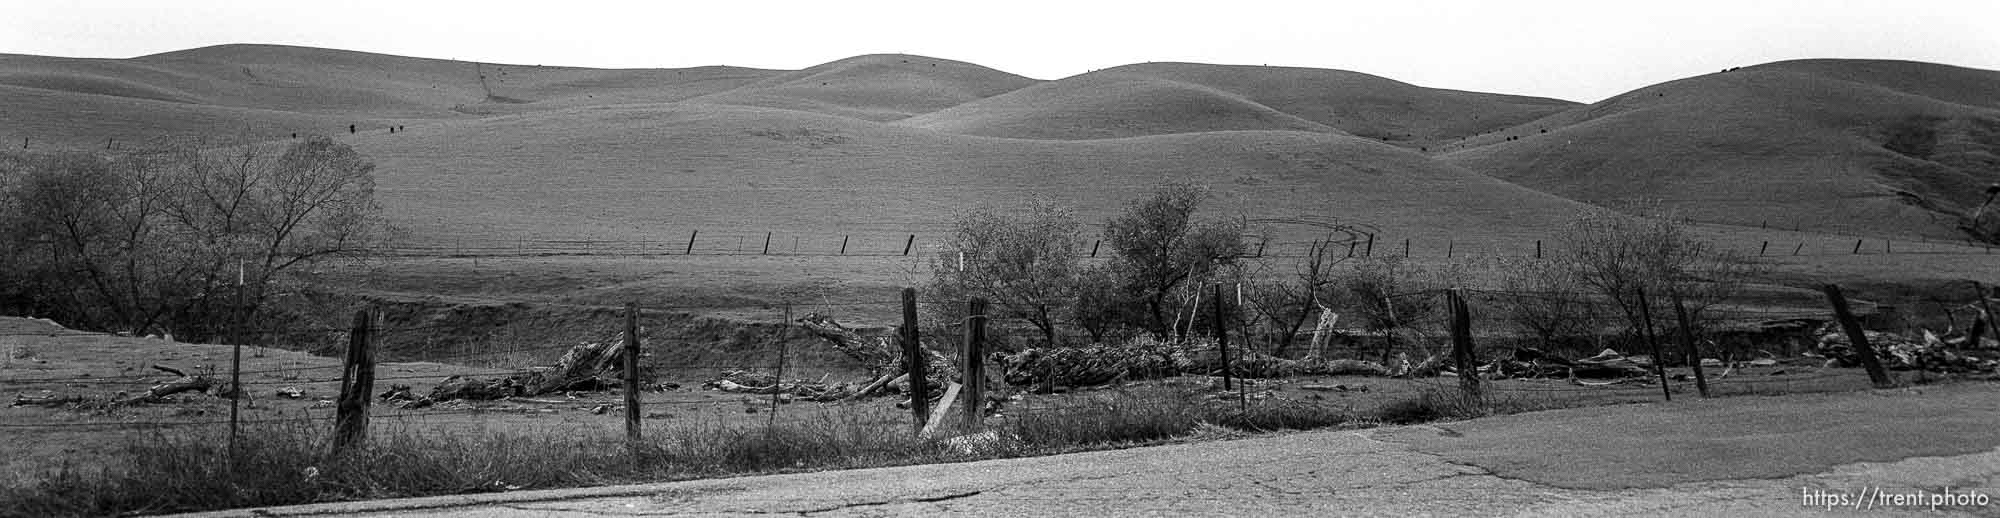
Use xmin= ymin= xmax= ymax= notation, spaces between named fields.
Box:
xmin=926 ymin=200 xmax=1082 ymax=346
xmin=1103 ymin=183 xmax=1244 ymax=338
xmin=1496 ymin=257 xmax=1602 ymax=350
xmin=1239 ymin=237 xmax=1345 ymax=356
xmin=1558 ymin=209 xmax=1765 ymax=341
xmin=0 ymin=136 xmax=381 ymax=339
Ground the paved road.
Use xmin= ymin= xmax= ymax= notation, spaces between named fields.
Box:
xmin=178 ymin=383 xmax=2000 ymax=517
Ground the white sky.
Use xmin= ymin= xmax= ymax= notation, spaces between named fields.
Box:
xmin=4 ymin=0 xmax=1996 ymax=102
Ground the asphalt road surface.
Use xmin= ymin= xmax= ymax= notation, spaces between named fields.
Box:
xmin=177 ymin=383 xmax=2000 ymax=517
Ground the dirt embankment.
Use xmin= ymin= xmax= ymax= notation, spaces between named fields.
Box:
xmin=264 ymin=290 xmax=871 ymax=378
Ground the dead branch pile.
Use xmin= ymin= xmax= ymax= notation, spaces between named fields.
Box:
xmin=1815 ymin=325 xmax=1999 ymax=373
xmin=421 ymin=334 xmax=649 ymax=404
xmin=999 ymin=338 xmax=1393 ymax=388
xmin=795 ymin=313 xmax=958 ymax=398
xmin=702 ymin=370 xmax=858 ymax=402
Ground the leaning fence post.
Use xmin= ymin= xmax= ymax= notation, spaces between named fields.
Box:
xmin=332 ymin=309 xmax=375 ymax=454
xmin=961 ymin=297 xmax=987 ymax=430
xmin=1670 ymin=291 xmax=1710 ymax=397
xmin=900 ymin=288 xmax=927 ymax=435
xmin=624 ymin=304 xmax=643 ymax=444
xmin=1636 ymin=288 xmax=1670 ymax=401
xmin=1449 ymin=289 xmax=1481 ymax=405
xmin=770 ymin=303 xmax=790 ymax=425
xmin=1823 ymin=284 xmax=1893 ymax=387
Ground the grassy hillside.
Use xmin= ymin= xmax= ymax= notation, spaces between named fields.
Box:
xmin=901 ymin=64 xmax=1575 ymax=144
xmin=1101 ymin=63 xmax=1576 ymax=145
xmin=344 ymin=102 xmax=1597 ymax=252
xmin=0 ymin=44 xmax=781 ymax=147
xmin=897 ymin=72 xmax=1339 ymax=140
xmin=686 ymin=54 xmax=1038 ymax=121
xmin=1442 ymin=59 xmax=2000 ymax=240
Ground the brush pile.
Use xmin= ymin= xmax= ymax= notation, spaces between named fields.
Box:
xmin=701 ymin=369 xmax=858 ymax=402
xmin=1815 ymin=325 xmax=1999 ymax=373
xmin=999 ymin=337 xmax=1392 ymax=389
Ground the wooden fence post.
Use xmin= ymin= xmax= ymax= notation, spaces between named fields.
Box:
xmin=685 ymin=230 xmax=698 ymax=255
xmin=1212 ymin=283 xmax=1232 ymax=392
xmin=624 ymin=304 xmax=642 ymax=444
xmin=1671 ymin=291 xmax=1710 ymax=398
xmin=227 ymin=261 xmax=250 ymax=464
xmin=1449 ymin=289 xmax=1481 ymax=404
xmin=1823 ymin=285 xmax=1893 ymax=387
xmin=1213 ymin=283 xmax=1243 ymax=411
xmin=961 ymin=298 xmax=987 ymax=430
xmin=1966 ymin=282 xmax=1990 ymax=349
xmin=332 ymin=309 xmax=374 ymax=454
xmin=770 ymin=303 xmax=790 ymax=425
xmin=900 ymin=288 xmax=927 ymax=435
xmin=1636 ymin=288 xmax=1670 ymax=401
xmin=1976 ymin=282 xmax=1996 ymax=343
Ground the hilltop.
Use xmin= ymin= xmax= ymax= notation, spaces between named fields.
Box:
xmin=1441 ymin=59 xmax=2000 ymax=239
xmin=902 ymin=63 xmax=1575 ymax=144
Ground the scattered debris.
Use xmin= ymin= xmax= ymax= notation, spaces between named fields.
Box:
xmin=703 ymin=369 xmax=858 ymax=402
xmin=1815 ymin=324 xmax=2000 ymax=373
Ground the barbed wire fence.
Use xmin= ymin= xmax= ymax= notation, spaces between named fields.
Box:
xmin=3 ymin=241 xmax=1995 ymax=472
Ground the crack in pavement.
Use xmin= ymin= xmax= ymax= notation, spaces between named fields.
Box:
xmin=788 ymin=490 xmax=985 ymax=516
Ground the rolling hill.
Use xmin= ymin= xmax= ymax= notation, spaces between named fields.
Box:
xmin=0 ymin=44 xmax=782 ymax=147
xmin=901 ymin=63 xmax=1575 ymax=144
xmin=341 ymin=101 xmax=1598 ymax=252
xmin=3 ymin=44 xmax=1996 ymax=249
xmin=685 ymin=54 xmax=1039 ymax=121
xmin=1440 ymin=59 xmax=2000 ymax=240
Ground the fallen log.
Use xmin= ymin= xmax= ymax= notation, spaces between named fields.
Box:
xmin=11 ymin=393 xmax=78 ymax=407
xmin=116 ymin=365 xmax=214 ymax=405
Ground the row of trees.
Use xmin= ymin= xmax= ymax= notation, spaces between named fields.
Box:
xmin=925 ymin=185 xmax=1765 ymax=357
xmin=0 ymin=136 xmax=383 ymax=341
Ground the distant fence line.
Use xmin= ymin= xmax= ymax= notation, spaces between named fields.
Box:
xmin=363 ymin=229 xmax=1995 ymax=260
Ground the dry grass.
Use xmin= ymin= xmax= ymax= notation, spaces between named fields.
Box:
xmin=0 ymin=385 xmax=1363 ymax=518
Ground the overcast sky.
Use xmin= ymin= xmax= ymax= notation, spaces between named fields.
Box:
xmin=5 ymin=0 xmax=1996 ymax=103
